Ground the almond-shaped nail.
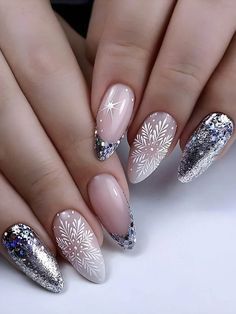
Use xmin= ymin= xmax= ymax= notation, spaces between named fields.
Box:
xmin=88 ymin=174 xmax=136 ymax=249
xmin=128 ymin=112 xmax=177 ymax=183
xmin=178 ymin=113 xmax=234 ymax=183
xmin=2 ymin=223 xmax=63 ymax=293
xmin=95 ymin=84 xmax=135 ymax=161
xmin=53 ymin=210 xmax=105 ymax=284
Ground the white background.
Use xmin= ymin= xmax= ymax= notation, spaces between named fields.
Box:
xmin=1 ymin=141 xmax=236 ymax=314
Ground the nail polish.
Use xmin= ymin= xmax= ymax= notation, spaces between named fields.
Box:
xmin=53 ymin=210 xmax=105 ymax=284
xmin=128 ymin=112 xmax=177 ymax=183
xmin=2 ymin=223 xmax=63 ymax=293
xmin=95 ymin=84 xmax=135 ymax=160
xmin=88 ymin=174 xmax=136 ymax=249
xmin=178 ymin=113 xmax=234 ymax=183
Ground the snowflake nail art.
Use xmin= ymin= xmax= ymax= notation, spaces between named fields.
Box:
xmin=53 ymin=210 xmax=105 ymax=284
xmin=128 ymin=112 xmax=177 ymax=183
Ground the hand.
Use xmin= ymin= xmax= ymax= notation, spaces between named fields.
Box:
xmin=0 ymin=1 xmax=135 ymax=293
xmin=87 ymin=0 xmax=236 ymax=183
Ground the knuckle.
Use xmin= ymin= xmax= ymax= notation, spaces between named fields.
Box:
xmin=158 ymin=62 xmax=203 ymax=94
xmin=100 ymin=38 xmax=152 ymax=63
xmin=24 ymin=45 xmax=64 ymax=81
xmin=29 ymin=162 xmax=64 ymax=200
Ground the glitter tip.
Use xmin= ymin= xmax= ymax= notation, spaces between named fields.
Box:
xmin=178 ymin=113 xmax=234 ymax=183
xmin=177 ymin=170 xmax=194 ymax=184
xmin=2 ymin=223 xmax=64 ymax=293
xmin=110 ymin=212 xmax=136 ymax=250
xmin=94 ymin=130 xmax=120 ymax=161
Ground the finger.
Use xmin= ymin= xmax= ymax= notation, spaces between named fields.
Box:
xmin=0 ymin=1 xmax=135 ymax=248
xmin=128 ymin=0 xmax=236 ymax=183
xmin=0 ymin=50 xmax=105 ymax=283
xmin=86 ymin=0 xmax=110 ymax=64
xmin=0 ymin=173 xmax=63 ymax=292
xmin=91 ymin=0 xmax=176 ymax=159
xmin=178 ymin=34 xmax=236 ymax=183
xmin=57 ymin=15 xmax=136 ymax=249
xmin=56 ymin=14 xmax=93 ymax=85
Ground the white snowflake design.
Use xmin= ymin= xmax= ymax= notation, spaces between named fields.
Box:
xmin=130 ymin=115 xmax=174 ymax=179
xmin=56 ymin=215 xmax=103 ymax=281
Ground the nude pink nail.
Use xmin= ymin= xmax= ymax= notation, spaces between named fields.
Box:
xmin=53 ymin=209 xmax=105 ymax=284
xmin=128 ymin=112 xmax=177 ymax=184
xmin=88 ymin=174 xmax=136 ymax=249
xmin=95 ymin=84 xmax=135 ymax=161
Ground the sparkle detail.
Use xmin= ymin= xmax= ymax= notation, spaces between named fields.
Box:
xmin=2 ymin=224 xmax=63 ymax=293
xmin=178 ymin=113 xmax=234 ymax=183
xmin=99 ymin=100 xmax=124 ymax=120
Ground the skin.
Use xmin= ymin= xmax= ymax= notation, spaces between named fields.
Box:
xmin=1 ymin=0 xmax=236 ymax=274
xmin=0 ymin=1 xmax=129 ymax=259
xmin=87 ymin=0 xmax=236 ymax=154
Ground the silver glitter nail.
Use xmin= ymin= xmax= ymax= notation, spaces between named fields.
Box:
xmin=178 ymin=113 xmax=234 ymax=183
xmin=94 ymin=130 xmax=121 ymax=161
xmin=2 ymin=224 xmax=64 ymax=293
xmin=110 ymin=208 xmax=136 ymax=250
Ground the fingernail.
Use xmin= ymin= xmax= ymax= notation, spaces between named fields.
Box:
xmin=53 ymin=209 xmax=105 ymax=284
xmin=95 ymin=84 xmax=135 ymax=161
xmin=2 ymin=223 xmax=63 ymax=293
xmin=88 ymin=174 xmax=136 ymax=250
xmin=128 ymin=112 xmax=177 ymax=183
xmin=178 ymin=113 xmax=234 ymax=183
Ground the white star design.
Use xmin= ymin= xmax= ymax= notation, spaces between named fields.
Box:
xmin=100 ymin=100 xmax=123 ymax=120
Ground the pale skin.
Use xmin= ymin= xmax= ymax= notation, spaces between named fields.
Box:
xmin=88 ymin=0 xmax=236 ymax=152
xmin=0 ymin=0 xmax=236 ymax=284
xmin=0 ymin=1 xmax=128 ymax=261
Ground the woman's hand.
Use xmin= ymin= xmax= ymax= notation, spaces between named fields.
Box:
xmin=87 ymin=0 xmax=236 ymax=183
xmin=0 ymin=0 xmax=135 ymax=293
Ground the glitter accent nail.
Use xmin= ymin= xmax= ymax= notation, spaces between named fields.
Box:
xmin=2 ymin=224 xmax=63 ymax=293
xmin=178 ymin=113 xmax=234 ymax=183
xmin=95 ymin=130 xmax=120 ymax=161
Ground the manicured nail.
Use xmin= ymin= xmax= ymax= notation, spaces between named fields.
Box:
xmin=95 ymin=84 xmax=135 ymax=161
xmin=178 ymin=113 xmax=234 ymax=183
xmin=53 ymin=209 xmax=105 ymax=284
xmin=128 ymin=112 xmax=177 ymax=183
xmin=88 ymin=174 xmax=136 ymax=250
xmin=2 ymin=223 xmax=63 ymax=293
